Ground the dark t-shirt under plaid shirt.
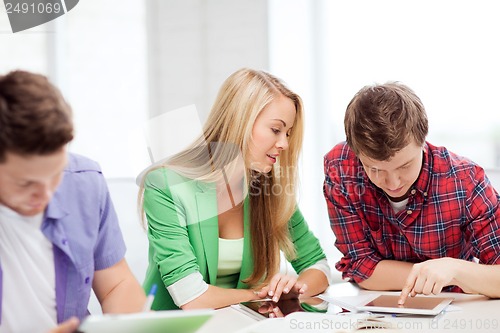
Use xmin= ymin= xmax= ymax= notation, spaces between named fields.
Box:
xmin=323 ymin=141 xmax=500 ymax=285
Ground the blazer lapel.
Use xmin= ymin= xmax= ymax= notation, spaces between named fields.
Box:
xmin=195 ymin=185 xmax=252 ymax=289
xmin=195 ymin=183 xmax=219 ymax=285
xmin=237 ymin=196 xmax=253 ymax=289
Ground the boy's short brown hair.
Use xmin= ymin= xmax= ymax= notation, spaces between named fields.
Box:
xmin=344 ymin=82 xmax=428 ymax=161
xmin=0 ymin=70 xmax=74 ymax=162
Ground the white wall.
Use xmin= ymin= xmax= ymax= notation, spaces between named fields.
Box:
xmin=322 ymin=0 xmax=500 ymax=169
xmin=1 ymin=0 xmax=151 ymax=179
xmin=146 ymin=0 xmax=269 ymax=121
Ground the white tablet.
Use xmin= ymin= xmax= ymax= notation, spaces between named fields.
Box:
xmin=77 ymin=309 xmax=214 ymax=333
xmin=356 ymin=295 xmax=453 ymax=316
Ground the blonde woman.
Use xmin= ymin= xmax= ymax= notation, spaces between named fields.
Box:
xmin=139 ymin=68 xmax=330 ymax=311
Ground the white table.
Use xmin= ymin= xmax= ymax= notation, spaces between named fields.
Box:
xmin=196 ymin=306 xmax=258 ymax=333
xmin=198 ymin=282 xmax=500 ymax=333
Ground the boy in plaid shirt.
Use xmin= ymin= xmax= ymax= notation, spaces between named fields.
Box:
xmin=323 ymin=82 xmax=500 ymax=304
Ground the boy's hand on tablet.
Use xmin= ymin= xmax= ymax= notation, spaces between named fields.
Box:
xmin=399 ymin=258 xmax=458 ymax=304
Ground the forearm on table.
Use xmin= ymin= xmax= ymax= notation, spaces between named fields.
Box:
xmin=358 ymin=260 xmax=413 ymax=291
xmin=181 ymin=285 xmax=257 ymax=310
xmin=453 ymin=260 xmax=500 ymax=298
xmin=297 ymin=268 xmax=329 ymax=297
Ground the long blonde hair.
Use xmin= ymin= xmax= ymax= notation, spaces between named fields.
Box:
xmin=138 ymin=68 xmax=304 ymax=286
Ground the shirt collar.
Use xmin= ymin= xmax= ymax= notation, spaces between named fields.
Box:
xmin=41 ymin=194 xmax=74 ymax=262
xmin=44 ymin=192 xmax=69 ymax=221
xmin=411 ymin=142 xmax=432 ymax=197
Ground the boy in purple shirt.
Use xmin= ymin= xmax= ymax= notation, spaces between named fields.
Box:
xmin=0 ymin=70 xmax=146 ymax=333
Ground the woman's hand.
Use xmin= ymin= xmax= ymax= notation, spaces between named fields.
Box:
xmin=254 ymin=273 xmax=308 ymax=302
xmin=257 ymin=301 xmax=284 ymax=318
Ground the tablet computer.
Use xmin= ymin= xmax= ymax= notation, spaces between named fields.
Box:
xmin=77 ymin=309 xmax=214 ymax=333
xmin=356 ymin=295 xmax=453 ymax=316
xmin=234 ymin=297 xmax=328 ymax=320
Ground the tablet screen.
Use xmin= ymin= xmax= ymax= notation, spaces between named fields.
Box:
xmin=237 ymin=297 xmax=328 ymax=320
xmin=357 ymin=295 xmax=453 ymax=315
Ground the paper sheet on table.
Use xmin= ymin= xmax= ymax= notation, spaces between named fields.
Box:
xmin=316 ymin=294 xmax=376 ymax=312
xmin=235 ymin=312 xmax=400 ymax=333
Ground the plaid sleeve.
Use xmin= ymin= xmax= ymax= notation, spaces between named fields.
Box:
xmin=464 ymin=166 xmax=500 ymax=265
xmin=323 ymin=156 xmax=382 ymax=283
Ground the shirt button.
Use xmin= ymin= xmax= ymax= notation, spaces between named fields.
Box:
xmin=410 ymin=189 xmax=416 ymax=195
xmin=85 ymin=277 xmax=90 ymax=284
xmin=61 ymin=239 xmax=67 ymax=245
xmin=423 ymin=192 xmax=428 ymax=196
xmin=406 ymin=210 xmax=413 ymax=215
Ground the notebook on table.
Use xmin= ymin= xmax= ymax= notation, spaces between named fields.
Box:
xmin=77 ymin=309 xmax=214 ymax=333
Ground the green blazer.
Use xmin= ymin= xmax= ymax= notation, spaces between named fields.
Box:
xmin=142 ymin=167 xmax=326 ymax=310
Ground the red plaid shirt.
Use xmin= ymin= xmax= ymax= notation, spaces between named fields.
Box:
xmin=323 ymin=141 xmax=500 ymax=284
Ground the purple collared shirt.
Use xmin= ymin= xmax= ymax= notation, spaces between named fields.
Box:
xmin=0 ymin=153 xmax=126 ymax=323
